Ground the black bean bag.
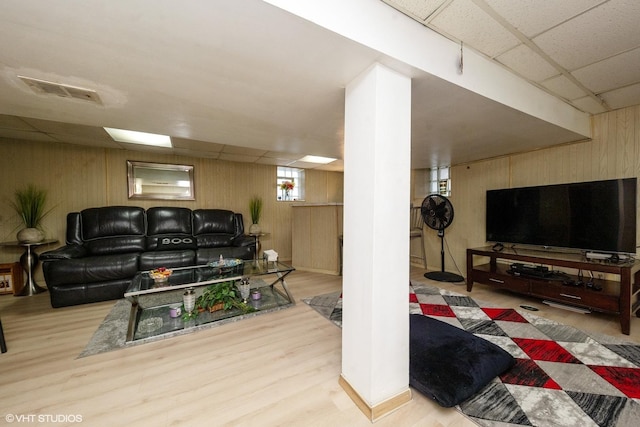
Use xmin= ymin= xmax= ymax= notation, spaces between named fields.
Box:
xmin=409 ymin=314 xmax=515 ymax=407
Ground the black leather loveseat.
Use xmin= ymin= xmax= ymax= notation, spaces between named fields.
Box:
xmin=41 ymin=206 xmax=255 ymax=308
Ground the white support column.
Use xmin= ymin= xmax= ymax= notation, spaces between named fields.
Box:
xmin=340 ymin=63 xmax=412 ymax=421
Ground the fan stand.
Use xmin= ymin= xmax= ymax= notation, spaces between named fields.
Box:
xmin=424 ymin=230 xmax=464 ymax=283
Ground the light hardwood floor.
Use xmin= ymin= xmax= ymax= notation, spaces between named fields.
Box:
xmin=1 ymin=267 xmax=638 ymax=426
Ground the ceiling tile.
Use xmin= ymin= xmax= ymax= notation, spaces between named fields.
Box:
xmin=0 ymin=129 xmax=57 ymax=142
xmin=116 ymin=142 xmax=174 ymax=153
xmin=171 ymin=137 xmax=223 ymax=152
xmin=484 ymin=0 xmax=606 ymax=37
xmin=173 ymin=148 xmax=219 ymax=159
xmin=496 ymin=45 xmax=559 ymax=82
xmin=382 ymin=0 xmax=448 ymax=20
xmin=572 ymin=47 xmax=640 ymax=93
xmin=221 ymin=145 xmax=268 ymax=156
xmin=263 ymin=151 xmax=301 ymax=160
xmin=429 ymin=0 xmax=520 ymax=57
xmin=600 ymin=82 xmax=640 ymax=110
xmin=255 ymin=157 xmax=294 ymax=166
xmin=21 ymin=117 xmax=112 ymax=140
xmin=286 ymin=160 xmax=327 ymax=169
xmin=218 ymin=153 xmax=260 ymax=163
xmin=533 ymin=0 xmax=640 ymax=70
xmin=571 ymin=96 xmax=608 ymax=115
xmin=0 ymin=114 xmax=36 ymax=131
xmin=541 ymin=75 xmax=588 ymax=100
xmin=314 ymin=159 xmax=344 ymax=172
xmin=48 ymin=135 xmax=121 ymax=148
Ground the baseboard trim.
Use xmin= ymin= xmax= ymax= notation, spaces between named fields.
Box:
xmin=338 ymin=375 xmax=412 ymax=422
xmin=292 ymin=266 xmax=340 ymax=276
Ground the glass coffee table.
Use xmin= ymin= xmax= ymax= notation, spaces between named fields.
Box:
xmin=124 ymin=260 xmax=295 ymax=342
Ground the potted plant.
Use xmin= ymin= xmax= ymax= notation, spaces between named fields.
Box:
xmin=10 ymin=184 xmax=54 ymax=243
xmin=195 ymin=281 xmax=253 ymax=313
xmin=248 ymin=195 xmax=263 ymax=234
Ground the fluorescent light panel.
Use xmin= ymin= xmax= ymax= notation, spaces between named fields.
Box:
xmin=298 ymin=155 xmax=336 ymax=164
xmin=104 ymin=127 xmax=172 ymax=147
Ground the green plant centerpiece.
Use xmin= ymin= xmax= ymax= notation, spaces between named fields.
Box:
xmin=10 ymin=184 xmax=54 ymax=243
xmin=196 ymin=281 xmax=254 ymax=314
xmin=248 ymin=195 xmax=263 ymax=234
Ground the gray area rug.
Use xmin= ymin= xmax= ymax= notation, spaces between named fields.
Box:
xmin=302 ymin=291 xmax=342 ymax=328
xmin=79 ymin=279 xmax=292 ymax=358
xmin=78 ymin=299 xmax=132 ymax=358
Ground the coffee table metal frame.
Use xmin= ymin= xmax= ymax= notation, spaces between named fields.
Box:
xmin=124 ymin=260 xmax=295 ymax=342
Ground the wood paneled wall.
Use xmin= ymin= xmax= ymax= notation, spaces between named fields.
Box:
xmin=0 ymin=139 xmax=344 ymax=274
xmin=423 ymin=104 xmax=640 ymax=277
xmin=3 ymin=104 xmax=637 ymax=281
xmin=292 ymin=204 xmax=343 ymax=274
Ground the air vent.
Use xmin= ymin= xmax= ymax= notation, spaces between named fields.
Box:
xmin=18 ymin=76 xmax=102 ymax=104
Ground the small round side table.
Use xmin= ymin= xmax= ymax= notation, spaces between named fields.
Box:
xmin=249 ymin=232 xmax=270 ymax=261
xmin=0 ymin=239 xmax=58 ymax=296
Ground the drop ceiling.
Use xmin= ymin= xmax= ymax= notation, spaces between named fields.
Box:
xmin=384 ymin=0 xmax=640 ymax=114
xmin=0 ymin=0 xmax=637 ymax=171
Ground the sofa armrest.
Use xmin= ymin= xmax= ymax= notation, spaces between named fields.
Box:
xmin=232 ymin=235 xmax=256 ymax=248
xmin=40 ymin=244 xmax=88 ymax=261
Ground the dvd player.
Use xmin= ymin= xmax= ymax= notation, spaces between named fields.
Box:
xmin=508 ymin=263 xmax=580 ymax=286
xmin=508 ymin=263 xmax=552 ymax=278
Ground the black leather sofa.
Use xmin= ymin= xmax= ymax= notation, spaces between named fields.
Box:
xmin=41 ymin=206 xmax=255 ymax=308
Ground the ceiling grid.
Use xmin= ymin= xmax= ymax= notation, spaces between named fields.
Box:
xmin=384 ymin=0 xmax=639 ymax=114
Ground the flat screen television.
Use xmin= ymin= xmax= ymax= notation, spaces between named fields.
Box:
xmin=486 ymin=178 xmax=637 ymax=254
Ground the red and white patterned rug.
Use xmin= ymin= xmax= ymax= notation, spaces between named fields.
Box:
xmin=303 ymin=280 xmax=640 ymax=427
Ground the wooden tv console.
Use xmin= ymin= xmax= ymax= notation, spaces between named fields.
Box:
xmin=466 ymin=246 xmax=640 ymax=335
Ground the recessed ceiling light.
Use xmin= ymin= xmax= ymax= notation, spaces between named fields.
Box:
xmin=104 ymin=127 xmax=172 ymax=147
xmin=298 ymin=155 xmax=336 ymax=164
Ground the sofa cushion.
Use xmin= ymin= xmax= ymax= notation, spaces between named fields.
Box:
xmin=85 ymin=236 xmax=146 ymax=256
xmin=43 ymin=253 xmax=140 ymax=286
xmin=195 ymin=234 xmax=234 ymax=248
xmin=48 ymin=279 xmax=131 ymax=308
xmin=39 ymin=244 xmax=87 ymax=260
xmin=409 ymin=314 xmax=515 ymax=408
xmin=145 ymin=207 xmax=196 ymax=251
xmin=66 ymin=212 xmax=83 ymax=245
xmin=147 ymin=207 xmax=192 ymax=235
xmin=193 ymin=209 xmax=236 ymax=235
xmin=139 ymin=250 xmax=196 ymax=270
xmin=81 ymin=206 xmax=146 ymax=240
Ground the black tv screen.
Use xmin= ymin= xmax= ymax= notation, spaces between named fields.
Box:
xmin=486 ymin=178 xmax=637 ymax=254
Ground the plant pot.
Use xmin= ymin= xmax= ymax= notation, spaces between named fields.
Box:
xmin=16 ymin=228 xmax=44 ymax=243
xmin=249 ymin=223 xmax=261 ymax=234
xmin=208 ymin=302 xmax=224 ymax=312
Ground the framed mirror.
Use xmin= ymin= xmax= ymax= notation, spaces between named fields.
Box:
xmin=127 ymin=161 xmax=195 ymax=200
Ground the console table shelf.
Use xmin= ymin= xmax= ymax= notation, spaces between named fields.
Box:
xmin=467 ymin=246 xmax=640 ymax=335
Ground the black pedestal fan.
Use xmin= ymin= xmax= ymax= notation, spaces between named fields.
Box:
xmin=421 ymin=194 xmax=464 ymax=283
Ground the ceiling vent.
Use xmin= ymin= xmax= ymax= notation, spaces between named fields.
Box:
xmin=18 ymin=75 xmax=102 ymax=104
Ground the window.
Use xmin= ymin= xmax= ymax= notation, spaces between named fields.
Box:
xmin=277 ymin=166 xmax=305 ymax=201
xmin=429 ymin=166 xmax=450 ymax=196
